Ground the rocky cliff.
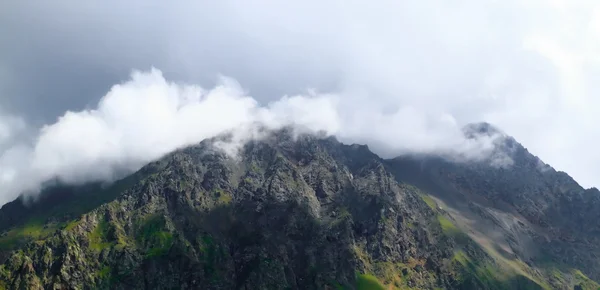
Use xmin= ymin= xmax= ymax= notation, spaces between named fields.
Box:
xmin=0 ymin=127 xmax=598 ymax=289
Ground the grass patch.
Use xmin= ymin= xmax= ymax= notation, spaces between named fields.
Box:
xmin=88 ymin=219 xmax=112 ymax=251
xmin=436 ymin=214 xmax=473 ymax=245
xmin=215 ymin=189 xmax=232 ymax=204
xmin=98 ymin=265 xmax=111 ymax=279
xmin=550 ymin=268 xmax=564 ymax=282
xmin=137 ymin=215 xmax=173 ymax=258
xmin=356 ymin=273 xmax=386 ymax=290
xmin=372 ymin=261 xmax=407 ymax=288
xmin=352 ymin=244 xmax=429 ymax=289
xmin=453 ymin=250 xmax=470 ymax=266
xmin=420 ymin=194 xmax=437 ymax=210
xmin=437 ymin=215 xmax=459 ymax=234
xmin=64 ymin=219 xmax=80 ymax=231
xmin=437 ymin=215 xmax=456 ymax=232
xmin=146 ymin=231 xmax=173 ymax=257
xmin=199 ymin=235 xmax=214 ymax=253
xmin=571 ymin=269 xmax=600 ymax=290
xmin=451 ymin=250 xmax=548 ymax=290
xmin=451 ymin=250 xmax=502 ymax=287
xmin=0 ymin=266 xmax=6 ymax=289
xmin=0 ymin=221 xmax=57 ymax=250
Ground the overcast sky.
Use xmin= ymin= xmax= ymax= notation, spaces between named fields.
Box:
xmin=1 ymin=0 xmax=599 ymax=205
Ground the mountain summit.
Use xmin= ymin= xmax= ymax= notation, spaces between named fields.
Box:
xmin=0 ymin=128 xmax=598 ymax=289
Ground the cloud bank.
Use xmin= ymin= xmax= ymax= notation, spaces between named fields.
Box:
xmin=0 ymin=68 xmax=506 ymax=205
xmin=1 ymin=0 xmax=600 ymax=204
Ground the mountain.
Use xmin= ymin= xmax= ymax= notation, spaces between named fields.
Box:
xmin=0 ymin=126 xmax=599 ymax=289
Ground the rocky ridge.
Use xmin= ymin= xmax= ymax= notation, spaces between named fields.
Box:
xmin=0 ymin=127 xmax=598 ymax=289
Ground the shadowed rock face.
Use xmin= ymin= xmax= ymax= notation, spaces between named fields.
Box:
xmin=0 ymin=128 xmax=598 ymax=289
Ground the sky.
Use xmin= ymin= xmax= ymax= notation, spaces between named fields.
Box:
xmin=1 ymin=0 xmax=599 ymax=205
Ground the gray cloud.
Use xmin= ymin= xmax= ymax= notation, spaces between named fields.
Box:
xmin=0 ymin=0 xmax=599 ymax=205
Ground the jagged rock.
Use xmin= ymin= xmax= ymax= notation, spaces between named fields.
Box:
xmin=0 ymin=128 xmax=598 ymax=289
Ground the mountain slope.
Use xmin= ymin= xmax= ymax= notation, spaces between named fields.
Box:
xmin=0 ymin=128 xmax=598 ymax=289
xmin=388 ymin=124 xmax=600 ymax=289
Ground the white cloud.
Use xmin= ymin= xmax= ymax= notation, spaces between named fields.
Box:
xmin=1 ymin=0 xmax=600 ymax=203
xmin=0 ymin=113 xmax=25 ymax=148
xmin=0 ymin=68 xmax=501 ymax=206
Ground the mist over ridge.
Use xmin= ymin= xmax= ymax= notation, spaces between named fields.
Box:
xmin=0 ymin=68 xmax=511 ymax=206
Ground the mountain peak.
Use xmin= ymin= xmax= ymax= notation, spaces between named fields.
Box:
xmin=462 ymin=122 xmax=505 ymax=138
xmin=1 ymin=127 xmax=599 ymax=289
